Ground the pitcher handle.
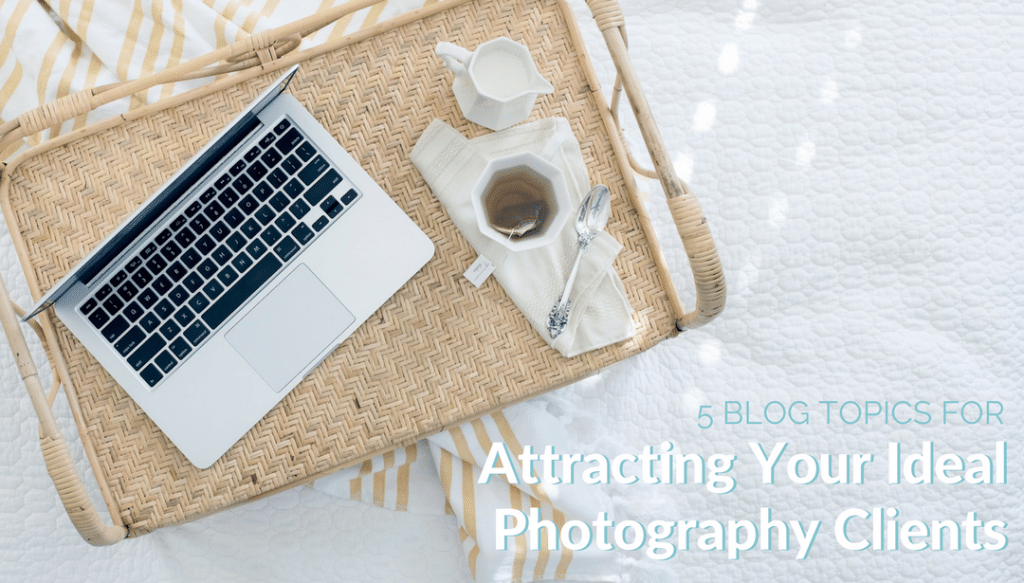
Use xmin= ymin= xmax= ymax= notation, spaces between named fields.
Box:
xmin=435 ymin=42 xmax=473 ymax=75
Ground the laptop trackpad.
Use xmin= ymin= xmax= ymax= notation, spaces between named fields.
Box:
xmin=226 ymin=264 xmax=355 ymax=392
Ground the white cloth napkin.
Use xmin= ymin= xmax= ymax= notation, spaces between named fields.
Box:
xmin=410 ymin=118 xmax=634 ymax=358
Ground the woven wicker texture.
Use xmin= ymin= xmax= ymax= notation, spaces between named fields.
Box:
xmin=3 ymin=0 xmax=677 ymax=535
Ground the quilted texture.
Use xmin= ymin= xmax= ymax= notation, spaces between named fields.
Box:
xmin=1 ymin=0 xmax=1021 ymax=581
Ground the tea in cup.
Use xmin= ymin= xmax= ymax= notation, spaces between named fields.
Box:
xmin=471 ymin=136 xmax=571 ymax=251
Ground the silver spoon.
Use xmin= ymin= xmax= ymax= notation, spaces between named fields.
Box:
xmin=547 ymin=184 xmax=611 ymax=339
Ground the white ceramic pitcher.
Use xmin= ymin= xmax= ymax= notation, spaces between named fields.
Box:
xmin=435 ymin=37 xmax=554 ymax=131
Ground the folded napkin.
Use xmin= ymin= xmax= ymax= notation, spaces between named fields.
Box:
xmin=410 ymin=118 xmax=634 ymax=357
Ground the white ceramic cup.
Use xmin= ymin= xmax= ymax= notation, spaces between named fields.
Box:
xmin=470 ymin=134 xmax=571 ymax=252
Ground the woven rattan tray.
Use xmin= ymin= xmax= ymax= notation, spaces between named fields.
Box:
xmin=0 ymin=0 xmax=723 ymax=544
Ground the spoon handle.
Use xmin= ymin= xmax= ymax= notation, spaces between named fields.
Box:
xmin=547 ymin=244 xmax=586 ymax=339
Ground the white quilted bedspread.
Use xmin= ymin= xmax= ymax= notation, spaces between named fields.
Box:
xmin=2 ymin=0 xmax=1021 ymax=581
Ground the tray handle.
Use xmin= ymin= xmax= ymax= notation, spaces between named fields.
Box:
xmin=586 ymin=0 xmax=726 ymax=330
xmin=0 ymin=274 xmax=127 ymax=545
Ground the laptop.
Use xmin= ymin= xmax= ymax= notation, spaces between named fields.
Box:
xmin=24 ymin=66 xmax=434 ymax=468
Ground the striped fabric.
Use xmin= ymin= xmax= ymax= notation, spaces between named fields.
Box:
xmin=0 ymin=0 xmax=431 ymax=159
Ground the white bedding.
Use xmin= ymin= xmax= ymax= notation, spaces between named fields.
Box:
xmin=2 ymin=0 xmax=1021 ymax=581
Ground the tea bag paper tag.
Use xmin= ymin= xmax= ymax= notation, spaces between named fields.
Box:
xmin=464 ymin=254 xmax=496 ymax=287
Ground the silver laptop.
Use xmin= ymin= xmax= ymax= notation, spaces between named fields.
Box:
xmin=25 ymin=66 xmax=434 ymax=468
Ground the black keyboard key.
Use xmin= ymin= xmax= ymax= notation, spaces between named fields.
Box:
xmin=299 ymin=155 xmax=329 ymax=185
xmin=102 ymin=295 xmax=124 ymax=315
xmin=201 ymin=187 xmax=219 ymax=203
xmin=283 ymin=179 xmax=304 ymax=199
xmin=274 ymin=213 xmax=296 ymax=233
xmin=127 ymin=335 xmax=166 ymax=371
xmin=233 ymin=174 xmax=254 ymax=194
xmin=189 ymin=215 xmax=210 ymax=235
xmin=217 ymin=187 xmax=239 ymax=208
xmin=170 ymin=214 xmax=188 ymax=231
xmin=88 ymin=307 xmax=109 ymax=328
xmin=185 ymin=201 xmax=203 ymax=217
xmin=126 ymin=256 xmax=143 ymax=273
xmin=312 ymin=216 xmax=329 ymax=231
xmin=188 ymin=292 xmax=210 ymax=314
xmin=226 ymin=232 xmax=247 ymax=252
xmin=230 ymin=160 xmax=246 ymax=176
xmin=215 ymin=174 xmax=232 ymax=190
xmin=224 ymin=208 xmax=244 ymax=229
xmin=181 ymin=248 xmax=201 ymax=269
xmin=174 ymin=307 xmax=195 ymax=327
xmin=81 ymin=298 xmax=98 ymax=315
xmin=140 ymin=243 xmax=158 ymax=259
xmin=114 ymin=326 xmax=146 ymax=356
xmin=195 ymin=235 xmax=215 ymax=255
xmin=160 ymin=320 xmax=181 ymax=340
xmin=183 ymin=273 xmax=204 ymax=293
xmin=320 ymin=196 xmax=340 ymax=216
xmin=155 ymin=229 xmax=172 ymax=245
xmin=154 ymin=351 xmax=178 ymax=374
xmin=204 ymin=201 xmax=224 ymax=221
xmin=154 ymin=299 xmax=174 ymax=320
xmin=274 ymin=236 xmax=300 ymax=261
xmin=217 ymin=266 xmax=239 ymax=286
xmin=174 ymin=227 xmax=196 ymax=248
xmin=231 ymin=252 xmax=253 ymax=273
xmin=244 ymin=146 xmax=260 ymax=163
xmin=168 ymin=286 xmax=188 ymax=306
xmin=274 ymin=119 xmax=291 ymax=134
xmin=281 ymin=155 xmax=302 ymax=175
xmin=289 ymin=199 xmax=311 ymax=219
xmin=247 ymin=161 xmax=267 ymax=181
xmin=239 ymin=195 xmax=259 ymax=215
xmin=152 ymin=275 xmax=172 ymax=295
xmin=202 ymin=253 xmax=282 ymax=330
xmin=210 ymin=221 xmax=230 ymax=242
xmin=123 ymin=301 xmax=144 ymax=322
xmin=110 ymin=270 xmax=128 ymax=287
xmin=198 ymin=259 xmax=218 ymax=279
xmin=278 ymin=128 xmax=302 ymax=154
xmin=146 ymin=255 xmax=167 ymax=275
xmin=138 ymin=288 xmax=158 ymax=309
xmin=341 ymin=189 xmax=359 ymax=205
xmin=260 ymin=226 xmax=282 ymax=246
xmin=241 ymin=219 xmax=261 ymax=239
xmin=255 ymin=205 xmax=275 ymax=225
xmin=304 ymin=170 xmax=342 ymax=205
xmin=161 ymin=241 xmax=181 ymax=261
xmin=131 ymin=268 xmax=152 ymax=288
xmin=212 ymin=245 xmax=233 ymax=266
xmin=203 ymin=279 xmax=225 ymax=299
xmin=269 ymin=192 xmax=290 ymax=212
xmin=140 ymin=364 xmax=162 ymax=388
xmin=167 ymin=261 xmax=187 ymax=282
xmin=139 ymin=312 xmax=160 ymax=333
xmin=260 ymin=148 xmax=282 ymax=168
xmin=101 ymin=315 xmax=128 ymax=342
xmin=247 ymin=239 xmax=267 ymax=259
xmin=296 ymin=142 xmax=316 ymax=161
xmin=266 ymin=169 xmax=287 ymax=189
xmin=169 ymin=338 xmax=192 ymax=360
xmin=293 ymin=223 xmax=314 ymax=245
xmin=259 ymin=133 xmax=276 ymax=148
xmin=183 ymin=321 xmax=211 ymax=346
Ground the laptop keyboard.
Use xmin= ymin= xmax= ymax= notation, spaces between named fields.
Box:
xmin=76 ymin=118 xmax=361 ymax=389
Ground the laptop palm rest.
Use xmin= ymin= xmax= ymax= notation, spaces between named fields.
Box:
xmin=226 ymin=264 xmax=354 ymax=392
